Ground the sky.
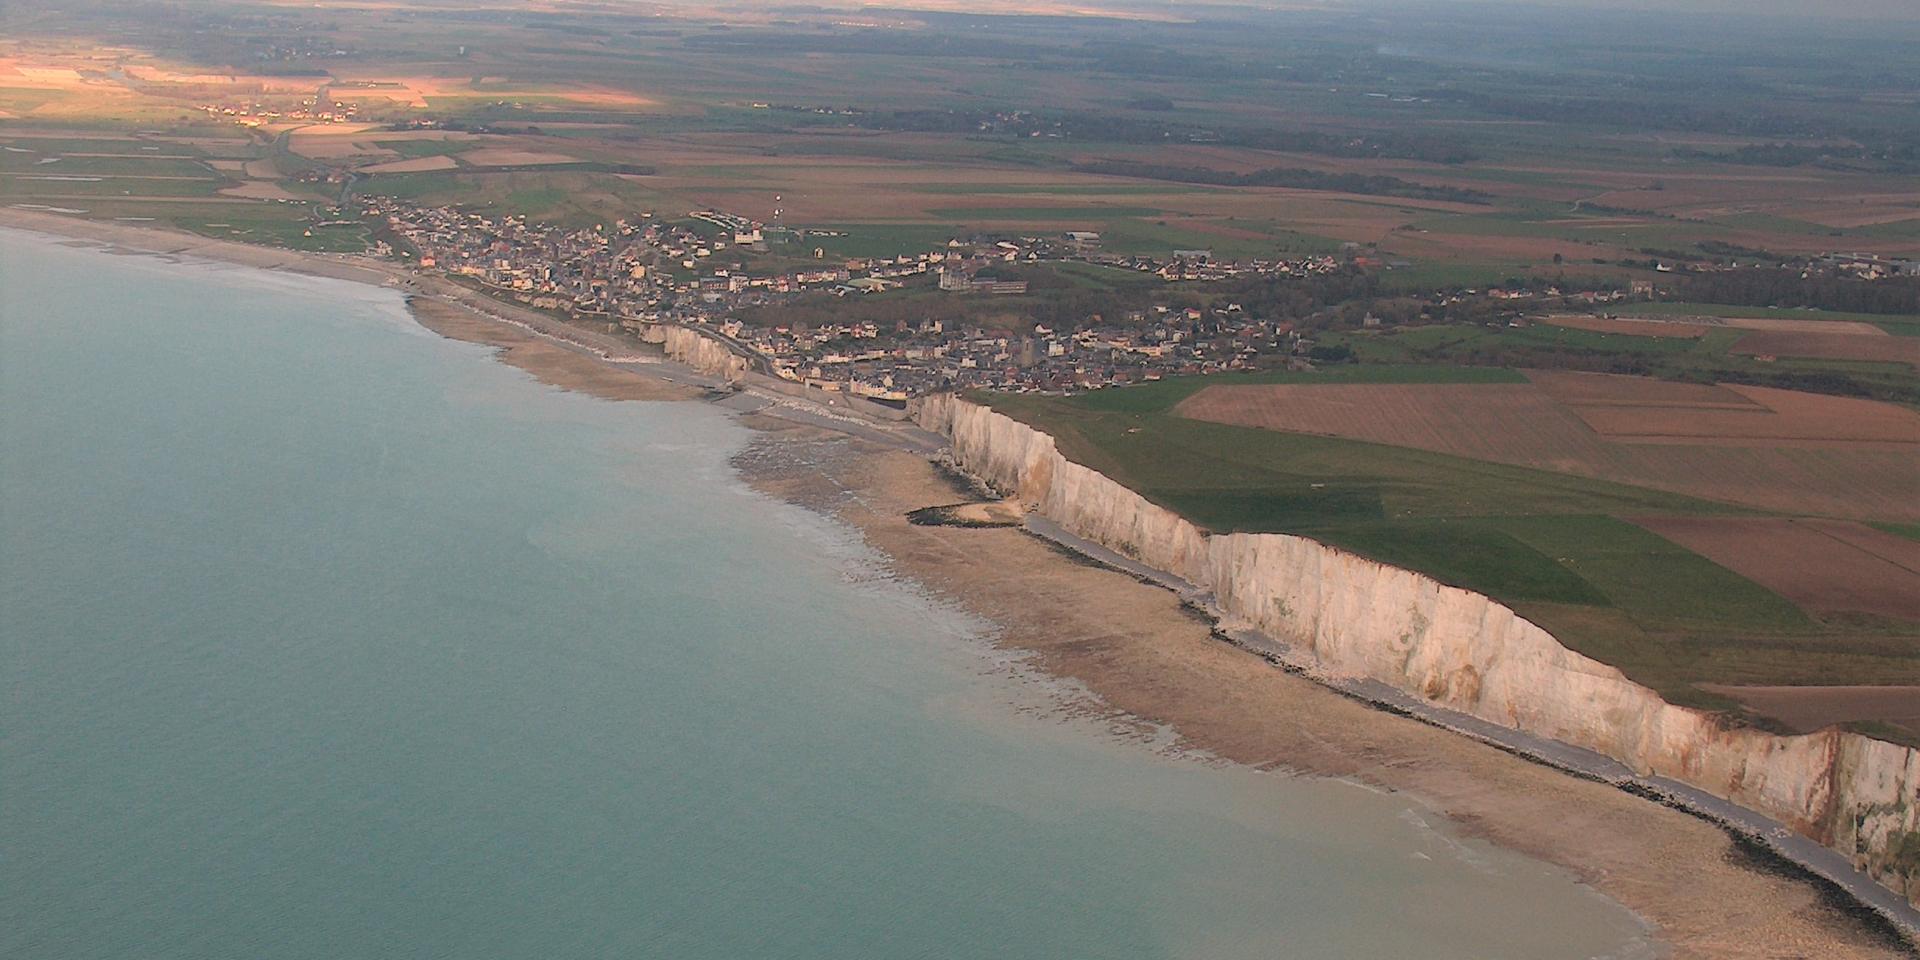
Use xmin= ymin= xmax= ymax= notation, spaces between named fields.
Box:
xmin=1417 ymin=0 xmax=1920 ymax=19
xmin=1139 ymin=0 xmax=1920 ymax=23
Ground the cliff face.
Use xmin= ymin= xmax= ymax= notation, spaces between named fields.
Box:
xmin=919 ymin=393 xmax=1919 ymax=904
xmin=640 ymin=325 xmax=746 ymax=383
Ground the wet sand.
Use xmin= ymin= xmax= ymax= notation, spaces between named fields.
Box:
xmin=0 ymin=206 xmax=401 ymax=286
xmin=409 ymin=298 xmax=698 ymax=403
xmin=6 ymin=208 xmax=1909 ymax=958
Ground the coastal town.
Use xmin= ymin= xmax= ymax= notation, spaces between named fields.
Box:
xmin=364 ymin=196 xmax=1655 ymax=400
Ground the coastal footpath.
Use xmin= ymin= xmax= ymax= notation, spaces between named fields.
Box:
xmin=916 ymin=393 xmax=1920 ymax=923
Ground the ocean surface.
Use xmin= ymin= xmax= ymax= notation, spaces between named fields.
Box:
xmin=0 ymin=228 xmax=1660 ymax=959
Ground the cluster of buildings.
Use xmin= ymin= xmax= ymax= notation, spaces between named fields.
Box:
xmin=197 ymin=95 xmax=360 ymax=125
xmin=363 ymin=197 xmax=1635 ymax=398
xmin=369 ymin=197 xmax=1352 ymax=306
xmin=709 ymin=305 xmax=1309 ymax=398
xmin=1818 ymin=252 xmax=1920 ymax=280
xmin=365 ymin=198 xmax=883 ymax=311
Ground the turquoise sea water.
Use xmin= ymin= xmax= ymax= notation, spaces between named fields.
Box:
xmin=0 ymin=229 xmax=1660 ymax=959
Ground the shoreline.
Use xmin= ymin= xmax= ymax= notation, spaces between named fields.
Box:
xmin=0 ymin=208 xmax=943 ymax=452
xmin=6 ymin=209 xmax=1911 ymax=958
xmin=1027 ymin=514 xmax=1920 ymax=943
xmin=739 ymin=421 xmax=1914 ymax=960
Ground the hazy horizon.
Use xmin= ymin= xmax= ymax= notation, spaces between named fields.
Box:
xmin=804 ymin=0 xmax=1920 ymax=25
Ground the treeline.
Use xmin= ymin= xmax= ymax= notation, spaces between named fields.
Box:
xmin=682 ymin=30 xmax=1051 ymax=61
xmin=1074 ymin=43 xmax=1292 ymax=82
xmin=1069 ymin=160 xmax=1491 ymax=204
xmin=1674 ymin=142 xmax=1920 ymax=174
xmin=1417 ymin=89 xmax=1830 ymax=141
xmin=853 ymin=108 xmax=1475 ymax=164
xmin=1694 ymin=240 xmax=1787 ymax=263
xmin=1226 ymin=128 xmax=1475 ymax=164
xmin=679 ymin=29 xmax=1287 ymax=83
xmin=1677 ymin=143 xmax=1841 ymax=167
xmin=1671 ymin=270 xmax=1920 ymax=316
xmin=1185 ymin=270 xmax=1385 ymax=321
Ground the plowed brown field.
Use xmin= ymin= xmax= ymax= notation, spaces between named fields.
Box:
xmin=1563 ymin=383 xmax=1920 ymax=444
xmin=1526 ymin=370 xmax=1754 ymax=406
xmin=1732 ymin=331 xmax=1920 ymax=367
xmin=1173 ymin=371 xmax=1920 ymax=520
xmin=1699 ymin=684 xmax=1920 ymax=738
xmin=359 ymin=156 xmax=459 ymax=174
xmin=1720 ymin=316 xmax=1887 ymax=335
xmin=1540 ymin=315 xmax=1710 ymax=338
xmin=461 ymin=149 xmax=583 ymax=167
xmin=1633 ymin=517 xmax=1920 ymax=621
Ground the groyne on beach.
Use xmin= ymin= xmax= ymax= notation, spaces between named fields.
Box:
xmin=916 ymin=392 xmax=1920 ymax=936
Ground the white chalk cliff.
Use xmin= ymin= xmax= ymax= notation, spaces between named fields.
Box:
xmin=640 ymin=324 xmax=747 ymax=383
xmin=917 ymin=393 xmax=1920 ymax=905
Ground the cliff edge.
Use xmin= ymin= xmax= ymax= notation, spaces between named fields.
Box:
xmin=639 ymin=324 xmax=747 ymax=383
xmin=917 ymin=392 xmax=1919 ymax=909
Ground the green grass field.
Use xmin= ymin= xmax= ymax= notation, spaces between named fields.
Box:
xmin=1374 ymin=261 xmax=1533 ymax=291
xmin=0 ymin=176 xmax=226 ymax=198
xmin=0 ymin=155 xmax=216 ymax=178
xmin=1068 ymin=363 xmax=1527 ymax=413
xmin=804 ymin=223 xmax=970 ymax=259
xmin=1096 ymin=218 xmax=1342 ymax=258
xmin=911 ymin=183 xmax=1221 ymax=196
xmin=925 ymin=204 xmax=1162 ymax=220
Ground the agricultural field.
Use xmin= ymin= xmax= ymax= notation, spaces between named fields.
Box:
xmin=987 ymin=364 xmax=1920 ymax=742
xmin=1729 ymin=330 xmax=1920 ymax=366
xmin=5 ymin=0 xmax=1917 ymax=279
xmin=1635 ymin=517 xmax=1920 ymax=622
xmin=1174 ymin=372 xmax=1920 ymax=520
xmin=1317 ymin=315 xmax=1920 ymax=406
xmin=1620 ymin=302 xmax=1920 ymax=337
xmin=0 ymin=127 xmax=363 ymax=250
xmin=1541 ymin=310 xmax=1920 ymax=368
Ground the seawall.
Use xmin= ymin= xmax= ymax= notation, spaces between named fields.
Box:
xmin=917 ymin=392 xmax=1919 ymax=914
xmin=636 ymin=323 xmax=918 ymax=421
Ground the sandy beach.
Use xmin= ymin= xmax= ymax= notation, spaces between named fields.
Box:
xmin=409 ymin=298 xmax=699 ymax=403
xmin=5 ymin=209 xmax=1909 ymax=958
xmin=735 ymin=418 xmax=1910 ymax=960
xmin=0 ymin=207 xmax=403 ymax=287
